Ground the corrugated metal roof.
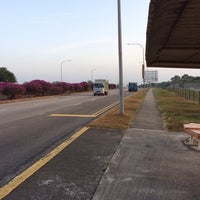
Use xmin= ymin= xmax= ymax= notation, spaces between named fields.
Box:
xmin=146 ymin=0 xmax=200 ymax=68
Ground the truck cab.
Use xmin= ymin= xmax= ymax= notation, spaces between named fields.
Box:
xmin=128 ymin=82 xmax=138 ymax=92
xmin=93 ymin=79 xmax=109 ymax=96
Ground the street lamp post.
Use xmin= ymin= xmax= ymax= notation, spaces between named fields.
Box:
xmin=60 ymin=60 xmax=71 ymax=82
xmin=118 ymin=0 xmax=124 ymax=115
xmin=91 ymin=68 xmax=96 ymax=83
xmin=127 ymin=43 xmax=145 ymax=84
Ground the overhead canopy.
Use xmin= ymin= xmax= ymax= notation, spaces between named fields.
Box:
xmin=146 ymin=0 xmax=200 ymax=68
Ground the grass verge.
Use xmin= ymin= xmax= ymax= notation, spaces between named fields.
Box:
xmin=153 ymin=88 xmax=200 ymax=131
xmin=89 ymin=89 xmax=148 ymax=129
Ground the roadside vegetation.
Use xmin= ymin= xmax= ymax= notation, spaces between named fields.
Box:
xmin=0 ymin=80 xmax=93 ymax=101
xmin=89 ymin=89 xmax=148 ymax=129
xmin=0 ymin=80 xmax=117 ymax=101
xmin=153 ymin=73 xmax=200 ymax=88
xmin=153 ymin=88 xmax=200 ymax=131
xmin=0 ymin=67 xmax=117 ymax=101
xmin=90 ymin=87 xmax=200 ymax=132
xmin=0 ymin=67 xmax=17 ymax=83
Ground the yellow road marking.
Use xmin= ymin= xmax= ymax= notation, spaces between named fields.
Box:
xmin=0 ymin=127 xmax=90 ymax=199
xmin=50 ymin=102 xmax=119 ymax=118
xmin=50 ymin=114 xmax=96 ymax=117
xmin=93 ymin=102 xmax=118 ymax=116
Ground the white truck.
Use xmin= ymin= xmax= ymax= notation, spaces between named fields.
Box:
xmin=93 ymin=79 xmax=109 ymax=96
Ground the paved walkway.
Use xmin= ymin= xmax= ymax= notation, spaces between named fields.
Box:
xmin=92 ymin=89 xmax=200 ymax=200
xmin=131 ymin=88 xmax=164 ymax=130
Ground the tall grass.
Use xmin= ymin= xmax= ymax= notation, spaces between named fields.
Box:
xmin=154 ymin=88 xmax=200 ymax=131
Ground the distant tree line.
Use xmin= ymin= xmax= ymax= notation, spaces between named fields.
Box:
xmin=171 ymin=74 xmax=200 ymax=83
xmin=155 ymin=74 xmax=200 ymax=88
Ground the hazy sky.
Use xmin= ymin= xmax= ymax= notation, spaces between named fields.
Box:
xmin=0 ymin=0 xmax=199 ymax=84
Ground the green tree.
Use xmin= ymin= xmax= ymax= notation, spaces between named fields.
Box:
xmin=171 ymin=75 xmax=181 ymax=83
xmin=0 ymin=67 xmax=17 ymax=82
xmin=181 ymin=74 xmax=192 ymax=81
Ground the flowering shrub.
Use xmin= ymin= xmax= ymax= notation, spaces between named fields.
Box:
xmin=0 ymin=79 xmax=115 ymax=100
xmin=109 ymin=84 xmax=117 ymax=89
xmin=72 ymin=83 xmax=83 ymax=92
xmin=80 ymin=81 xmax=91 ymax=91
xmin=35 ymin=80 xmax=53 ymax=95
xmin=0 ymin=82 xmax=9 ymax=99
xmin=53 ymin=82 xmax=72 ymax=93
xmin=0 ymin=82 xmax=9 ymax=88
xmin=23 ymin=81 xmax=43 ymax=96
xmin=3 ymin=83 xmax=26 ymax=99
xmin=0 ymin=84 xmax=3 ymax=94
xmin=70 ymin=82 xmax=92 ymax=92
xmin=26 ymin=80 xmax=53 ymax=96
xmin=50 ymin=85 xmax=64 ymax=95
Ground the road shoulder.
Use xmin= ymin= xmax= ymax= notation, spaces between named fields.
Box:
xmin=4 ymin=127 xmax=124 ymax=200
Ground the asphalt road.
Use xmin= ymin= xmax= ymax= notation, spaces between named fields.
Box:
xmin=0 ymin=89 xmax=128 ymax=187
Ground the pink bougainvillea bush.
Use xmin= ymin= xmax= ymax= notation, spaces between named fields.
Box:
xmin=2 ymin=83 xmax=26 ymax=99
xmin=53 ymin=82 xmax=72 ymax=93
xmin=109 ymin=83 xmax=117 ymax=89
xmin=0 ymin=79 xmax=115 ymax=100
xmin=0 ymin=80 xmax=91 ymax=100
xmin=24 ymin=80 xmax=57 ymax=96
xmin=23 ymin=80 xmax=43 ymax=96
xmin=0 ymin=83 xmax=5 ymax=99
xmin=0 ymin=84 xmax=3 ymax=94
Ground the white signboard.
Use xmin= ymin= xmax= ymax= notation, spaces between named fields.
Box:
xmin=144 ymin=70 xmax=158 ymax=83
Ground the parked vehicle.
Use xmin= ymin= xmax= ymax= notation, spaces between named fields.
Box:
xmin=93 ymin=79 xmax=109 ymax=96
xmin=128 ymin=82 xmax=138 ymax=92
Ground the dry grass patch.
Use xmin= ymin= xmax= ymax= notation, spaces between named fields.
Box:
xmin=89 ymin=89 xmax=148 ymax=129
xmin=154 ymin=88 xmax=200 ymax=131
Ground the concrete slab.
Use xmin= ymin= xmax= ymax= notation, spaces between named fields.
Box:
xmin=92 ymin=128 xmax=200 ymax=200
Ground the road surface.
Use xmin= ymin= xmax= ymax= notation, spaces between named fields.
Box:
xmin=0 ymin=89 xmax=130 ymax=186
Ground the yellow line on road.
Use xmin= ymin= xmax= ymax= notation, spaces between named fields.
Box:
xmin=50 ymin=114 xmax=96 ymax=117
xmin=93 ymin=102 xmax=118 ymax=116
xmin=0 ymin=126 xmax=90 ymax=199
xmin=50 ymin=102 xmax=118 ymax=118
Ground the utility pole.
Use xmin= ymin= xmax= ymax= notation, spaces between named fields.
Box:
xmin=117 ymin=0 xmax=124 ymax=115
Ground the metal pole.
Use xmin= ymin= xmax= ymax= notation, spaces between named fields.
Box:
xmin=61 ymin=61 xmax=65 ymax=82
xmin=91 ymin=68 xmax=96 ymax=83
xmin=118 ymin=0 xmax=124 ymax=115
xmin=60 ymin=60 xmax=71 ymax=82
